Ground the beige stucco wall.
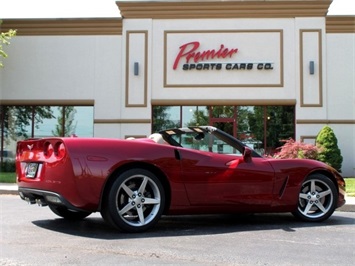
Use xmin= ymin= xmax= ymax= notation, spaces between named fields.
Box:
xmin=1 ymin=1 xmax=354 ymax=175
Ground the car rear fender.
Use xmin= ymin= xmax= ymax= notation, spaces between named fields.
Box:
xmin=16 ymin=138 xmax=88 ymax=208
xmin=98 ymin=160 xmax=191 ymax=214
xmin=99 ymin=162 xmax=170 ymax=212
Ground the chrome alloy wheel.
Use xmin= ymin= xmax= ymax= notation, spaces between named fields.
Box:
xmin=115 ymin=173 xmax=162 ymax=228
xmin=295 ymin=174 xmax=337 ymax=222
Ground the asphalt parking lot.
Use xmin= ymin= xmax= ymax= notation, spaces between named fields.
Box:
xmin=1 ymin=187 xmax=355 ymax=265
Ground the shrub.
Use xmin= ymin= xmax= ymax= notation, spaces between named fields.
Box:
xmin=316 ymin=126 xmax=343 ymax=172
xmin=0 ymin=160 xmax=16 ymax=172
xmin=272 ymin=138 xmax=320 ymax=160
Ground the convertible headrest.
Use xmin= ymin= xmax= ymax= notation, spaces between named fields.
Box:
xmin=148 ymin=133 xmax=166 ymax=144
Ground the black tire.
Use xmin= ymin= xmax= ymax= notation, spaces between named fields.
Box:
xmin=49 ymin=205 xmax=91 ymax=220
xmin=100 ymin=198 xmax=118 ymax=229
xmin=103 ymin=168 xmax=165 ymax=233
xmin=292 ymin=174 xmax=338 ymax=222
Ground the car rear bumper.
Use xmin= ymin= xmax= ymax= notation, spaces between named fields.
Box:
xmin=18 ymin=187 xmax=86 ymax=212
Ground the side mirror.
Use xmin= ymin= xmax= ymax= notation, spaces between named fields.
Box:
xmin=243 ymin=147 xmax=252 ymax=163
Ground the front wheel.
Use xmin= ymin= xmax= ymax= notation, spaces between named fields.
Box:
xmin=49 ymin=205 xmax=92 ymax=220
xmin=292 ymin=174 xmax=338 ymax=222
xmin=103 ymin=169 xmax=165 ymax=233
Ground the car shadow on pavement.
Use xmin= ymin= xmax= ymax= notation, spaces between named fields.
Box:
xmin=31 ymin=212 xmax=355 ymax=240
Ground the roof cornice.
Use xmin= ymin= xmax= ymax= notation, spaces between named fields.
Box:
xmin=1 ymin=18 xmax=122 ymax=36
xmin=117 ymin=0 xmax=333 ymax=19
xmin=326 ymin=16 xmax=355 ymax=33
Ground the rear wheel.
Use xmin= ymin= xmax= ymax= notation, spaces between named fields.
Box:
xmin=292 ymin=174 xmax=338 ymax=222
xmin=49 ymin=205 xmax=91 ymax=220
xmin=103 ymin=168 xmax=165 ymax=233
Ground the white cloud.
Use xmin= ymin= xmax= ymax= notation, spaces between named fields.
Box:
xmin=0 ymin=0 xmax=120 ymax=18
xmin=328 ymin=0 xmax=355 ymax=15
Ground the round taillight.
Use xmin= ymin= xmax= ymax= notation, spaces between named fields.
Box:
xmin=54 ymin=142 xmax=66 ymax=159
xmin=43 ymin=142 xmax=53 ymax=158
xmin=17 ymin=145 xmax=23 ymax=156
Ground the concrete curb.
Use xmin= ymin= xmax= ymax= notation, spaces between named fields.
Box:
xmin=0 ymin=183 xmax=19 ymax=195
xmin=1 ymin=183 xmax=354 ymax=212
xmin=337 ymin=196 xmax=355 ymax=212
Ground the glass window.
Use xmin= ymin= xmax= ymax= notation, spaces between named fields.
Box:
xmin=74 ymin=106 xmax=94 ymax=137
xmin=238 ymin=106 xmax=265 ymax=155
xmin=152 ymin=106 xmax=180 ymax=132
xmin=0 ymin=105 xmax=94 ymax=165
xmin=211 ymin=106 xmax=236 ymax=119
xmin=33 ymin=106 xmax=57 ymax=137
xmin=33 ymin=106 xmax=94 ymax=137
xmin=182 ymin=106 xmax=209 ymax=127
xmin=266 ymin=106 xmax=295 ymax=154
xmin=152 ymin=105 xmax=295 ymax=157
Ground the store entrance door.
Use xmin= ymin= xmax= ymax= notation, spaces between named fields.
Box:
xmin=209 ymin=106 xmax=236 ymax=137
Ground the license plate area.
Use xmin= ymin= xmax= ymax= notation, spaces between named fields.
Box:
xmin=25 ymin=163 xmax=40 ymax=178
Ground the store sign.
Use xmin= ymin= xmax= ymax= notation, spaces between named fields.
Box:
xmin=173 ymin=41 xmax=238 ymax=70
xmin=173 ymin=41 xmax=273 ymax=72
xmin=164 ymin=31 xmax=283 ymax=87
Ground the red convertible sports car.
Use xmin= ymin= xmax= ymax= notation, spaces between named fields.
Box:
xmin=16 ymin=126 xmax=346 ymax=232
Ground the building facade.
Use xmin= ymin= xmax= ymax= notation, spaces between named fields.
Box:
xmin=1 ymin=0 xmax=354 ymax=176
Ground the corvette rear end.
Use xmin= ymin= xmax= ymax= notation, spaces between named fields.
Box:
xmin=16 ymin=138 xmax=91 ymax=211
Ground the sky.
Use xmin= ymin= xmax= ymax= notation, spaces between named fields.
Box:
xmin=0 ymin=0 xmax=354 ymax=18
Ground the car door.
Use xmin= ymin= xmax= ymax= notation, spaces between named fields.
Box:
xmin=179 ymin=148 xmax=275 ymax=209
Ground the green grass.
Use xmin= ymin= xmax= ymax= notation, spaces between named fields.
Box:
xmin=345 ymin=178 xmax=355 ymax=197
xmin=0 ymin=172 xmax=16 ymax=183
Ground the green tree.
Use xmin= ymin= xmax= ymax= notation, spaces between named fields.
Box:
xmin=152 ymin=106 xmax=180 ymax=132
xmin=236 ymin=106 xmax=252 ymax=134
xmin=186 ymin=107 xmax=209 ymax=127
xmin=1 ymin=106 xmax=54 ymax=142
xmin=316 ymin=125 xmax=343 ymax=172
xmin=1 ymin=106 xmax=54 ymax=165
xmin=52 ymin=106 xmax=77 ymax=136
xmin=0 ymin=20 xmax=17 ymax=67
xmin=248 ymin=106 xmax=264 ymax=144
xmin=266 ymin=106 xmax=295 ymax=149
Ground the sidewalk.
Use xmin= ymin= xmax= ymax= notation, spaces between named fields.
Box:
xmin=1 ymin=183 xmax=354 ymax=212
xmin=0 ymin=183 xmax=18 ymax=195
